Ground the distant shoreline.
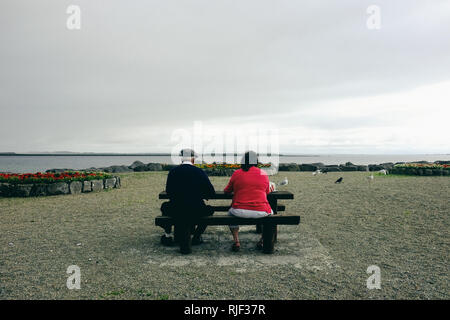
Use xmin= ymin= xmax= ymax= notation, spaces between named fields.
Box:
xmin=1 ymin=153 xmax=448 ymax=157
xmin=0 ymin=153 xmax=319 ymax=157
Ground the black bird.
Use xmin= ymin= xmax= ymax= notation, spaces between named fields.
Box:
xmin=335 ymin=177 xmax=343 ymax=183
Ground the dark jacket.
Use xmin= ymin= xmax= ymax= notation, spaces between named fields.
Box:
xmin=165 ymin=164 xmax=215 ymax=214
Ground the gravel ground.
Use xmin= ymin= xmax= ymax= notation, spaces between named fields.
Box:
xmin=0 ymin=171 xmax=448 ymax=299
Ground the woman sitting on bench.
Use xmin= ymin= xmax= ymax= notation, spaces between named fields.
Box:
xmin=224 ymin=151 xmax=273 ymax=252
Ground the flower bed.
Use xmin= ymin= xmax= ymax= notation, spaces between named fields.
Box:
xmin=390 ymin=163 xmax=450 ymax=176
xmin=0 ymin=171 xmax=121 ymax=197
xmin=0 ymin=171 xmax=112 ymax=184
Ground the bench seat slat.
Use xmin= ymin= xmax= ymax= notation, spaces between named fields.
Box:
xmin=158 ymin=191 xmax=294 ymax=200
xmin=155 ymin=215 xmax=300 ymax=227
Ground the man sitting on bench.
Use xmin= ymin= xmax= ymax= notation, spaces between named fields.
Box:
xmin=160 ymin=148 xmax=215 ymax=246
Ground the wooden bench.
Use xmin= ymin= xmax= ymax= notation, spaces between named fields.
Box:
xmin=156 ymin=191 xmax=299 ymax=254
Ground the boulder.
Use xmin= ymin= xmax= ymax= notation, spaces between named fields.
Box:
xmin=47 ymin=182 xmax=69 ymax=195
xmin=82 ymin=181 xmax=92 ymax=192
xmin=115 ymin=176 xmax=121 ymax=188
xmin=435 ymin=160 xmax=450 ymax=165
xmin=279 ymin=163 xmax=300 ymax=171
xmin=8 ymin=184 xmax=33 ymax=197
xmin=146 ymin=163 xmax=163 ymax=171
xmin=30 ymin=184 xmax=48 ymax=196
xmin=46 ymin=168 xmax=73 ymax=173
xmin=368 ymin=164 xmax=384 ymax=171
xmin=104 ymin=178 xmax=116 ymax=189
xmin=323 ymin=166 xmax=341 ymax=172
xmin=299 ymin=164 xmax=317 ymax=171
xmin=380 ymin=162 xmax=394 ymax=169
xmin=129 ymin=161 xmax=146 ymax=170
xmin=91 ymin=180 xmax=104 ymax=192
xmin=162 ymin=164 xmax=177 ymax=171
xmin=340 ymin=165 xmax=358 ymax=171
xmin=103 ymin=165 xmax=133 ymax=173
xmin=357 ymin=165 xmax=369 ymax=171
xmin=69 ymin=181 xmax=83 ymax=194
xmin=0 ymin=183 xmax=8 ymax=196
xmin=311 ymin=162 xmax=325 ymax=168
xmin=133 ymin=164 xmax=148 ymax=172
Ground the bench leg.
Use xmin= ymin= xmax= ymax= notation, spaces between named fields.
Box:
xmin=173 ymin=224 xmax=180 ymax=243
xmin=256 ymin=224 xmax=263 ymax=234
xmin=177 ymin=223 xmax=192 ymax=254
xmin=262 ymin=223 xmax=276 ymax=254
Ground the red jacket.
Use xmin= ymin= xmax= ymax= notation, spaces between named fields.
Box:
xmin=224 ymin=166 xmax=272 ymax=213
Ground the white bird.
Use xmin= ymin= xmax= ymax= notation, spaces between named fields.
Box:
xmin=278 ymin=177 xmax=288 ymax=186
xmin=379 ymin=169 xmax=388 ymax=175
xmin=367 ymin=174 xmax=374 ymax=182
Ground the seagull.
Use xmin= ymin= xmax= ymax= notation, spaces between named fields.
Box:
xmin=335 ymin=177 xmax=343 ymax=183
xmin=379 ymin=169 xmax=388 ymax=175
xmin=367 ymin=174 xmax=374 ymax=182
xmin=312 ymin=169 xmax=321 ymax=176
xmin=278 ymin=177 xmax=288 ymax=186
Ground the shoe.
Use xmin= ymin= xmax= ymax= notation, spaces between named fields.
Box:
xmin=160 ymin=235 xmax=174 ymax=246
xmin=192 ymin=236 xmax=204 ymax=246
xmin=231 ymin=242 xmax=240 ymax=252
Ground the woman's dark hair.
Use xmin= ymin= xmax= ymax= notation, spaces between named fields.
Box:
xmin=241 ymin=151 xmax=259 ymax=171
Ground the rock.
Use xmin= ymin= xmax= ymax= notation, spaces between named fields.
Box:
xmin=46 ymin=169 xmax=73 ymax=173
xmin=104 ymin=178 xmax=116 ymax=189
xmin=103 ymin=165 xmax=133 ymax=173
xmin=435 ymin=160 xmax=450 ymax=165
xmin=146 ymin=163 xmax=163 ymax=171
xmin=443 ymin=170 xmax=450 ymax=176
xmin=69 ymin=181 xmax=83 ymax=194
xmin=279 ymin=163 xmax=300 ymax=171
xmin=129 ymin=161 xmax=145 ymax=170
xmin=368 ymin=164 xmax=384 ymax=171
xmin=133 ymin=164 xmax=148 ymax=172
xmin=0 ymin=183 xmax=9 ymax=196
xmin=91 ymin=180 xmax=103 ymax=192
xmin=12 ymin=184 xmax=33 ymax=197
xmin=299 ymin=164 xmax=318 ymax=171
xmin=345 ymin=162 xmax=355 ymax=166
xmin=30 ymin=184 xmax=48 ymax=197
xmin=380 ymin=162 xmax=394 ymax=169
xmin=47 ymin=182 xmax=69 ymax=195
xmin=311 ymin=162 xmax=325 ymax=168
xmin=162 ymin=164 xmax=177 ymax=171
xmin=322 ymin=166 xmax=341 ymax=172
xmin=340 ymin=165 xmax=358 ymax=171
xmin=357 ymin=165 xmax=369 ymax=171
xmin=115 ymin=176 xmax=121 ymax=188
xmin=82 ymin=181 xmax=92 ymax=192
xmin=432 ymin=169 xmax=443 ymax=176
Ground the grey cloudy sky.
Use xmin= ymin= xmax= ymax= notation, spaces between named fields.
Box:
xmin=1 ymin=0 xmax=449 ymax=154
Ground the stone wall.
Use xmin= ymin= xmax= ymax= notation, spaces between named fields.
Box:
xmin=0 ymin=176 xmax=121 ymax=198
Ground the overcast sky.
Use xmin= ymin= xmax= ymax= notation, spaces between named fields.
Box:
xmin=1 ymin=0 xmax=449 ymax=154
